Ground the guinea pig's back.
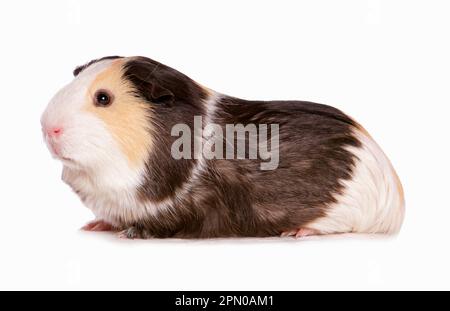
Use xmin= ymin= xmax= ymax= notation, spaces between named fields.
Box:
xmin=215 ymin=97 xmax=405 ymax=235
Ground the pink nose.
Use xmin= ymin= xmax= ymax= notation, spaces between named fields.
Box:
xmin=47 ymin=127 xmax=63 ymax=137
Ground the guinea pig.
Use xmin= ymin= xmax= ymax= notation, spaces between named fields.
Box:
xmin=41 ymin=56 xmax=405 ymax=239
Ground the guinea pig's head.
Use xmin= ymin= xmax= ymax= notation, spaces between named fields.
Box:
xmin=41 ymin=56 xmax=206 ymax=191
xmin=41 ymin=56 xmax=193 ymax=190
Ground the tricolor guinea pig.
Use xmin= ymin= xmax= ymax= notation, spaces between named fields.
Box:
xmin=41 ymin=56 xmax=405 ymax=239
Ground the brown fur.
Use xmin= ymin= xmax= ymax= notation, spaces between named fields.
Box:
xmin=113 ymin=57 xmax=362 ymax=238
xmin=73 ymin=56 xmax=368 ymax=238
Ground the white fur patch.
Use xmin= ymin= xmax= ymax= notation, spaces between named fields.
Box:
xmin=191 ymin=91 xmax=221 ymax=182
xmin=307 ymin=130 xmax=405 ymax=234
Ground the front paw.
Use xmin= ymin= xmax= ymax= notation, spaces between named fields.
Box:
xmin=81 ymin=219 xmax=115 ymax=232
xmin=117 ymin=226 xmax=154 ymax=239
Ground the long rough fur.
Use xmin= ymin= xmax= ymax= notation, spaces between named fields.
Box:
xmin=41 ymin=56 xmax=405 ymax=238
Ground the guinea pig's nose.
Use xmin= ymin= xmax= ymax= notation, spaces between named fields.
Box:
xmin=47 ymin=126 xmax=63 ymax=138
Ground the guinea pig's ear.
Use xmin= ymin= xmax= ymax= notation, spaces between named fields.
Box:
xmin=149 ymin=81 xmax=174 ymax=104
xmin=124 ymin=59 xmax=175 ymax=105
xmin=73 ymin=65 xmax=84 ymax=77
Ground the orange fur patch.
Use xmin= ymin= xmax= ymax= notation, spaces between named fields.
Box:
xmin=84 ymin=59 xmax=153 ymax=168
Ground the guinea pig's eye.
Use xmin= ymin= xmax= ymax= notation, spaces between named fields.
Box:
xmin=94 ymin=90 xmax=114 ymax=107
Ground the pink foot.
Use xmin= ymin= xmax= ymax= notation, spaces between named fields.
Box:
xmin=281 ymin=228 xmax=319 ymax=238
xmin=81 ymin=219 xmax=115 ymax=232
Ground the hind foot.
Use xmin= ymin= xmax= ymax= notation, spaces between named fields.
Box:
xmin=281 ymin=228 xmax=319 ymax=238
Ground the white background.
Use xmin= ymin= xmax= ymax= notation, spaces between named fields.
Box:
xmin=0 ymin=0 xmax=449 ymax=290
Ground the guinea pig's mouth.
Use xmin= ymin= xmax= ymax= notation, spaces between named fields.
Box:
xmin=60 ymin=156 xmax=76 ymax=165
xmin=51 ymin=150 xmax=76 ymax=165
xmin=45 ymin=139 xmax=76 ymax=165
